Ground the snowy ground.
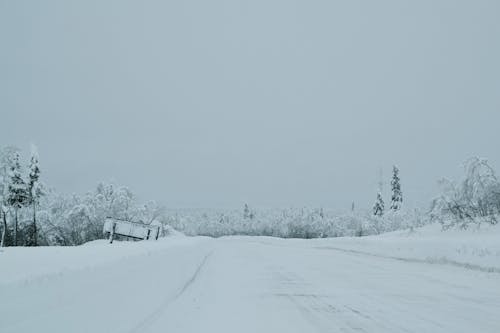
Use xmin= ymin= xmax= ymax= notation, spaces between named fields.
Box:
xmin=303 ymin=223 xmax=500 ymax=273
xmin=1 ymin=225 xmax=499 ymax=333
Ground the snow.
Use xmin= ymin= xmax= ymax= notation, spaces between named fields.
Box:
xmin=306 ymin=223 xmax=500 ymax=272
xmin=0 ymin=233 xmax=205 ymax=285
xmin=1 ymin=224 xmax=499 ymax=332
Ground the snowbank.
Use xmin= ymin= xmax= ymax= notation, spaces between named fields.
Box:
xmin=2 ymin=222 xmax=498 ymax=287
xmin=0 ymin=234 xmax=210 ymax=285
xmin=309 ymin=223 xmax=500 ymax=272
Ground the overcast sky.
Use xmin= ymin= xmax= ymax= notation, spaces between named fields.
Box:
xmin=1 ymin=0 xmax=499 ymax=209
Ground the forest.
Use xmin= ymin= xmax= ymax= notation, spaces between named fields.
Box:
xmin=1 ymin=145 xmax=498 ymax=247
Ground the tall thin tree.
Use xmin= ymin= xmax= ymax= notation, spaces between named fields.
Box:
xmin=243 ymin=203 xmax=250 ymax=219
xmin=27 ymin=145 xmax=43 ymax=246
xmin=373 ymin=192 xmax=385 ymax=217
xmin=7 ymin=152 xmax=28 ymax=246
xmin=390 ymin=165 xmax=403 ymax=210
xmin=0 ymin=146 xmax=19 ymax=247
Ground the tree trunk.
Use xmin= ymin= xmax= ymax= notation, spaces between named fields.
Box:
xmin=32 ymin=202 xmax=37 ymax=246
xmin=14 ymin=207 xmax=18 ymax=246
xmin=1 ymin=210 xmax=7 ymax=247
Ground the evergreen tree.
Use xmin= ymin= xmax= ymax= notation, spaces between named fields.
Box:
xmin=373 ymin=192 xmax=385 ymax=217
xmin=243 ymin=203 xmax=250 ymax=219
xmin=0 ymin=158 xmax=6 ymax=247
xmin=390 ymin=165 xmax=403 ymax=210
xmin=7 ymin=152 xmax=29 ymax=246
xmin=26 ymin=146 xmax=43 ymax=246
xmin=0 ymin=146 xmax=19 ymax=247
xmin=1 ymin=206 xmax=7 ymax=247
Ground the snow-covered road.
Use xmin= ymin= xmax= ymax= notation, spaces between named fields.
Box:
xmin=1 ymin=237 xmax=499 ymax=333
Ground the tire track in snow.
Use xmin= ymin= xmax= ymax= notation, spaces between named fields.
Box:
xmin=128 ymin=251 xmax=213 ymax=333
xmin=270 ymin=267 xmax=374 ymax=333
xmin=315 ymin=246 xmax=500 ymax=273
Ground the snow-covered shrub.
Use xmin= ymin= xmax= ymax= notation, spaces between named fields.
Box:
xmin=430 ymin=158 xmax=500 ymax=229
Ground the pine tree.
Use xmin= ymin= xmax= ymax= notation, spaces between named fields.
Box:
xmin=243 ymin=203 xmax=250 ymax=219
xmin=390 ymin=165 xmax=403 ymax=211
xmin=0 ymin=159 xmax=6 ymax=247
xmin=26 ymin=146 xmax=43 ymax=246
xmin=7 ymin=152 xmax=29 ymax=246
xmin=373 ymin=192 xmax=384 ymax=217
xmin=1 ymin=207 xmax=7 ymax=247
xmin=0 ymin=146 xmax=19 ymax=247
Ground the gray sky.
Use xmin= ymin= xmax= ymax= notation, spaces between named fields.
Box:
xmin=1 ymin=0 xmax=499 ymax=209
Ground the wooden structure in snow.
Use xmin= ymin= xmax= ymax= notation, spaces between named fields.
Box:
xmin=103 ymin=217 xmax=161 ymax=243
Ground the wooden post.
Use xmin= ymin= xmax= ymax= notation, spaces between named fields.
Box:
xmin=109 ymin=222 xmax=116 ymax=244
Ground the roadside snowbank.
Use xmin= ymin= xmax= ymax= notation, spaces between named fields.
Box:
xmin=1 ymin=222 xmax=498 ymax=287
xmin=0 ymin=234 xmax=210 ymax=285
xmin=310 ymin=223 xmax=500 ymax=272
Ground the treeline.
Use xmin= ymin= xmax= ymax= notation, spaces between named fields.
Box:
xmin=0 ymin=146 xmax=166 ymax=247
xmin=167 ymin=207 xmax=425 ymax=239
xmin=1 ymin=144 xmax=497 ymax=246
xmin=168 ymin=165 xmax=417 ymax=238
xmin=169 ymin=158 xmax=500 ymax=238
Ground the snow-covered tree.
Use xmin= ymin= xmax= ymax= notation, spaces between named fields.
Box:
xmin=25 ymin=145 xmax=43 ymax=246
xmin=390 ymin=165 xmax=403 ymax=210
xmin=0 ymin=146 xmax=20 ymax=247
xmin=242 ymin=203 xmax=256 ymax=220
xmin=7 ymin=152 xmax=29 ymax=246
xmin=136 ymin=200 xmax=165 ymax=225
xmin=430 ymin=157 xmax=500 ymax=228
xmin=243 ymin=203 xmax=250 ymax=219
xmin=373 ymin=192 xmax=384 ymax=217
